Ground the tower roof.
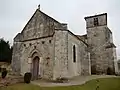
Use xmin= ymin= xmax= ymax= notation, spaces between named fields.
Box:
xmin=84 ymin=13 xmax=107 ymax=20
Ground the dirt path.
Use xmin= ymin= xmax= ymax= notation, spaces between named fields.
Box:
xmin=31 ymin=75 xmax=117 ymax=87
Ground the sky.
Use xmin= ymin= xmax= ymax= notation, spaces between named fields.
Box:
xmin=0 ymin=0 xmax=120 ymax=58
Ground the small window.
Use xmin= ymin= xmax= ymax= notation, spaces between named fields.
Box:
xmin=73 ymin=45 xmax=76 ymax=63
xmin=34 ymin=46 xmax=36 ymax=49
xmin=49 ymin=40 xmax=51 ymax=43
xmin=29 ymin=43 xmax=32 ymax=46
xmin=42 ymin=41 xmax=45 ymax=44
xmin=94 ymin=18 xmax=99 ymax=26
xmin=24 ymin=44 xmax=26 ymax=47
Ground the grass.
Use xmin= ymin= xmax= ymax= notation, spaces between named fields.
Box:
xmin=1 ymin=77 xmax=120 ymax=90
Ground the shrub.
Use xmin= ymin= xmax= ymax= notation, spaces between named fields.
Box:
xmin=0 ymin=67 xmax=1 ymax=72
xmin=55 ymin=77 xmax=69 ymax=83
xmin=115 ymin=72 xmax=120 ymax=76
xmin=1 ymin=68 xmax=6 ymax=72
xmin=91 ymin=65 xmax=97 ymax=74
xmin=107 ymin=67 xmax=114 ymax=75
xmin=1 ymin=70 xmax=7 ymax=79
xmin=24 ymin=72 xmax=32 ymax=84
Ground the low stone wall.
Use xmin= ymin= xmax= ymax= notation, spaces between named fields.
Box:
xmin=0 ymin=76 xmax=24 ymax=87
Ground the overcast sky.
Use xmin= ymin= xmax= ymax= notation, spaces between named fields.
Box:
xmin=0 ymin=0 xmax=120 ymax=58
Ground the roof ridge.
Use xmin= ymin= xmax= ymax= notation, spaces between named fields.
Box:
xmin=39 ymin=9 xmax=61 ymax=24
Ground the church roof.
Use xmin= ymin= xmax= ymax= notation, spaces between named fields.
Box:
xmin=76 ymin=34 xmax=87 ymax=40
xmin=105 ymin=43 xmax=116 ymax=48
xmin=76 ymin=34 xmax=87 ymax=44
xmin=39 ymin=10 xmax=60 ymax=23
xmin=55 ymin=28 xmax=88 ymax=46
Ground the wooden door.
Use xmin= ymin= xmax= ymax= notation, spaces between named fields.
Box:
xmin=32 ymin=56 xmax=39 ymax=80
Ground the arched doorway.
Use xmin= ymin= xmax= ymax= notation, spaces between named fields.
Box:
xmin=32 ymin=56 xmax=39 ymax=80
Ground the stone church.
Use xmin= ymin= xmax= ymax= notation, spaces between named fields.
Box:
xmin=12 ymin=7 xmax=117 ymax=80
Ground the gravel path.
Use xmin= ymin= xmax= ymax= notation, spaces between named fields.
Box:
xmin=31 ymin=75 xmax=117 ymax=87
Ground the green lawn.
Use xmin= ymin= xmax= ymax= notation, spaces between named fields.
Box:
xmin=1 ymin=77 xmax=120 ymax=90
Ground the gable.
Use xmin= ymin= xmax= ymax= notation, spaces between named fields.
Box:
xmin=21 ymin=9 xmax=62 ymax=41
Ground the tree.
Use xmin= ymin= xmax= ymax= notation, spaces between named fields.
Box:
xmin=0 ymin=38 xmax=12 ymax=63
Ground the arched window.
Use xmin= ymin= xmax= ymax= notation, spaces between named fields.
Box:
xmin=73 ymin=45 xmax=76 ymax=63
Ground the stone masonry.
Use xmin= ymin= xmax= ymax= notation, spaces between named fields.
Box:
xmin=85 ymin=13 xmax=117 ymax=74
xmin=12 ymin=7 xmax=117 ymax=80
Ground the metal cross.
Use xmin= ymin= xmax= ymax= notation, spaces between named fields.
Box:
xmin=38 ymin=4 xmax=40 ymax=10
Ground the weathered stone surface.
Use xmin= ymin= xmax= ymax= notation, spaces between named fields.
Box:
xmin=12 ymin=42 xmax=22 ymax=74
xmin=53 ymin=29 xmax=90 ymax=79
xmin=67 ymin=31 xmax=90 ymax=76
xmin=21 ymin=9 xmax=62 ymax=41
xmin=85 ymin=13 xmax=116 ymax=74
xmin=12 ymin=8 xmax=117 ymax=81
xmin=53 ymin=30 xmax=68 ymax=79
xmin=0 ymin=76 xmax=23 ymax=87
xmin=12 ymin=9 xmax=62 ymax=80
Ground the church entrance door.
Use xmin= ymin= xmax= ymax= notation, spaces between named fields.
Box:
xmin=32 ymin=56 xmax=39 ymax=80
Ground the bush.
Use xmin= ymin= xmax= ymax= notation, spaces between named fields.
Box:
xmin=1 ymin=68 xmax=6 ymax=72
xmin=24 ymin=72 xmax=32 ymax=84
xmin=55 ymin=77 xmax=69 ymax=83
xmin=1 ymin=70 xmax=7 ymax=79
xmin=91 ymin=65 xmax=97 ymax=74
xmin=0 ymin=67 xmax=1 ymax=72
xmin=107 ymin=67 xmax=114 ymax=75
xmin=115 ymin=72 xmax=120 ymax=76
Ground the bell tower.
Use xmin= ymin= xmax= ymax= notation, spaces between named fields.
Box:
xmin=84 ymin=13 xmax=107 ymax=28
xmin=84 ymin=13 xmax=116 ymax=74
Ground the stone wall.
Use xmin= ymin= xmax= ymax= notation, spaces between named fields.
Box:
xmin=53 ymin=29 xmax=90 ymax=79
xmin=19 ymin=36 xmax=54 ymax=80
xmin=20 ymin=9 xmax=62 ymax=41
xmin=87 ymin=26 xmax=107 ymax=73
xmin=87 ymin=25 xmax=116 ymax=74
xmin=68 ymin=32 xmax=90 ymax=76
xmin=12 ymin=42 xmax=22 ymax=75
xmin=85 ymin=13 xmax=117 ymax=74
xmin=53 ymin=30 xmax=68 ymax=79
xmin=12 ymin=8 xmax=117 ymax=80
xmin=85 ymin=13 xmax=107 ymax=28
xmin=113 ymin=48 xmax=118 ymax=73
xmin=12 ymin=9 xmax=63 ymax=79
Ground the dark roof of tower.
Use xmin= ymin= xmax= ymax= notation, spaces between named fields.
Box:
xmin=84 ymin=13 xmax=107 ymax=20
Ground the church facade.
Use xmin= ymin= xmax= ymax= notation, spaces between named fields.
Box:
xmin=12 ymin=7 xmax=117 ymax=80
